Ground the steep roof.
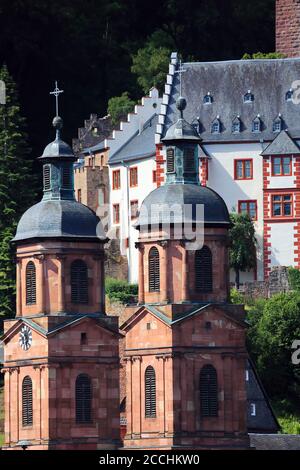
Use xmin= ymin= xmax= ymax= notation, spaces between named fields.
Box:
xmin=160 ymin=58 xmax=300 ymax=144
xmin=261 ymin=130 xmax=300 ymax=156
xmin=109 ymin=115 xmax=158 ymax=165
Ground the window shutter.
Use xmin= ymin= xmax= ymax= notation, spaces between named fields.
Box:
xmin=22 ymin=376 xmax=33 ymax=426
xmin=200 ymin=365 xmax=218 ymax=417
xmin=26 ymin=261 xmax=36 ymax=305
xmin=43 ymin=165 xmax=51 ymax=191
xmin=195 ymin=246 xmax=212 ymax=292
xmin=76 ymin=374 xmax=92 ymax=424
xmin=62 ymin=167 xmax=72 ymax=189
xmin=166 ymin=148 xmax=175 ymax=173
xmin=71 ymin=260 xmax=89 ymax=304
xmin=148 ymin=247 xmax=160 ymax=292
xmin=145 ymin=366 xmax=156 ymax=418
xmin=184 ymin=147 xmax=195 ymax=172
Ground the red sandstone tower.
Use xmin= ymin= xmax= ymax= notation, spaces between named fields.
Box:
xmin=1 ymin=113 xmax=120 ymax=450
xmin=121 ymin=97 xmax=250 ymax=450
xmin=276 ymin=0 xmax=300 ymax=57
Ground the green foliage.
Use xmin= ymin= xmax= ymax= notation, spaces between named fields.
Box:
xmin=272 ymin=399 xmax=300 ymax=434
xmin=131 ymin=44 xmax=171 ymax=94
xmin=288 ymin=267 xmax=300 ymax=291
xmin=229 ymin=213 xmax=257 ymax=288
xmin=107 ymin=92 xmax=136 ymax=126
xmin=242 ymin=51 xmax=285 ymax=59
xmin=0 ymin=65 xmax=36 ymax=318
xmin=230 ymin=288 xmax=244 ymax=304
xmin=105 ymin=277 xmax=138 ymax=304
xmin=247 ymin=292 xmax=300 ymax=399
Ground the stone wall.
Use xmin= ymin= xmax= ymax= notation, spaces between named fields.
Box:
xmin=240 ymin=266 xmax=291 ymax=299
xmin=276 ymin=0 xmax=300 ymax=57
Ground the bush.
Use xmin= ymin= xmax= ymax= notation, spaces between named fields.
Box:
xmin=288 ymin=267 xmax=300 ymax=291
xmin=105 ymin=277 xmax=138 ymax=304
xmin=230 ymin=288 xmax=244 ymax=304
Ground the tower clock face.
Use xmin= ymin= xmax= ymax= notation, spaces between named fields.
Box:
xmin=19 ymin=325 xmax=32 ymax=351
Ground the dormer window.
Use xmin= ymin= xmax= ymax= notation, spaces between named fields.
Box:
xmin=252 ymin=115 xmax=261 ymax=133
xmin=273 ymin=115 xmax=283 ymax=133
xmin=211 ymin=117 xmax=221 ymax=134
xmin=244 ymin=90 xmax=254 ymax=103
xmin=286 ymin=89 xmax=293 ymax=101
xmin=203 ymin=93 xmax=213 ymax=104
xmin=232 ymin=116 xmax=241 ymax=133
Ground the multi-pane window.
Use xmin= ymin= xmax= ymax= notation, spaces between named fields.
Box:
xmin=71 ymin=260 xmax=88 ymax=304
xmin=252 ymin=118 xmax=261 ymax=133
xmin=235 ymin=159 xmax=253 ymax=180
xmin=272 ymin=156 xmax=292 ymax=176
xmin=22 ymin=376 xmax=33 ymax=426
xmin=113 ymin=204 xmax=120 ymax=224
xmin=129 ymin=167 xmax=138 ymax=187
xmin=244 ymin=91 xmax=254 ymax=103
xmin=203 ymin=94 xmax=213 ymax=104
xmin=211 ymin=120 xmax=220 ymax=134
xmin=130 ymin=200 xmax=139 ymax=219
xmin=26 ymin=261 xmax=36 ymax=305
xmin=149 ymin=247 xmax=160 ymax=292
xmin=112 ymin=170 xmax=121 ymax=190
xmin=166 ymin=148 xmax=175 ymax=173
xmin=272 ymin=194 xmax=292 ymax=217
xmin=200 ymin=365 xmax=218 ymax=417
xmin=145 ymin=366 xmax=156 ymax=418
xmin=76 ymin=374 xmax=92 ymax=424
xmin=238 ymin=200 xmax=257 ymax=220
xmin=195 ymin=246 xmax=213 ymax=293
xmin=273 ymin=118 xmax=282 ymax=133
xmin=232 ymin=119 xmax=241 ymax=133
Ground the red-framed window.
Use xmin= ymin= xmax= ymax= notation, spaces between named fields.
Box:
xmin=153 ymin=170 xmax=157 ymax=183
xmin=112 ymin=170 xmax=121 ymax=190
xmin=238 ymin=200 xmax=257 ymax=220
xmin=271 ymin=194 xmax=293 ymax=217
xmin=113 ymin=203 xmax=120 ymax=224
xmin=129 ymin=167 xmax=138 ymax=187
xmin=234 ymin=159 xmax=253 ymax=180
xmin=130 ymin=200 xmax=139 ymax=220
xmin=271 ymin=156 xmax=292 ymax=176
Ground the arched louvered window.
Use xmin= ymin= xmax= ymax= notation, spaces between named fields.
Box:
xmin=62 ymin=166 xmax=72 ymax=189
xmin=166 ymin=148 xmax=175 ymax=173
xmin=184 ymin=147 xmax=195 ymax=172
xmin=71 ymin=260 xmax=88 ymax=304
xmin=22 ymin=376 xmax=33 ymax=426
xmin=26 ymin=261 xmax=36 ymax=305
xmin=76 ymin=374 xmax=92 ymax=424
xmin=148 ymin=247 xmax=160 ymax=292
xmin=145 ymin=366 xmax=156 ymax=418
xmin=195 ymin=246 xmax=212 ymax=292
xmin=200 ymin=365 xmax=218 ymax=417
xmin=43 ymin=165 xmax=51 ymax=191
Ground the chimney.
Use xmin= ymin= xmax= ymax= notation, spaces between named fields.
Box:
xmin=276 ymin=0 xmax=300 ymax=57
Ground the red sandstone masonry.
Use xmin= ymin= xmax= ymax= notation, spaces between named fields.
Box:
xmin=276 ymin=0 xmax=300 ymax=57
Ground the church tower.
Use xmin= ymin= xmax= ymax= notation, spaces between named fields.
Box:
xmin=121 ymin=97 xmax=250 ymax=449
xmin=1 ymin=105 xmax=120 ymax=449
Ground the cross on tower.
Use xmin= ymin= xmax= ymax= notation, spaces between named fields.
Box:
xmin=50 ymin=81 xmax=64 ymax=117
xmin=174 ymin=60 xmax=186 ymax=96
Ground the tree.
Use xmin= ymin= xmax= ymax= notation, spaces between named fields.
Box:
xmin=242 ymin=52 xmax=285 ymax=59
xmin=0 ymin=65 xmax=36 ymax=320
xmin=131 ymin=44 xmax=171 ymax=94
xmin=107 ymin=92 xmax=136 ymax=127
xmin=229 ymin=213 xmax=257 ymax=289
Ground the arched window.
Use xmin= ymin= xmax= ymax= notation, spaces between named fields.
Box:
xmin=145 ymin=366 xmax=156 ymax=418
xmin=200 ymin=365 xmax=218 ymax=417
xmin=26 ymin=261 xmax=36 ymax=305
xmin=22 ymin=376 xmax=33 ymax=426
xmin=71 ymin=260 xmax=88 ymax=304
xmin=76 ymin=374 xmax=92 ymax=424
xmin=149 ymin=247 xmax=160 ymax=292
xmin=166 ymin=148 xmax=175 ymax=173
xmin=43 ymin=165 xmax=51 ymax=191
xmin=195 ymin=246 xmax=212 ymax=292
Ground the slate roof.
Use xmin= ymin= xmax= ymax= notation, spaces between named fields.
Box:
xmin=109 ymin=115 xmax=158 ymax=165
xmin=261 ymin=130 xmax=300 ymax=155
xmin=162 ymin=58 xmax=300 ymax=143
xmin=12 ymin=199 xmax=106 ymax=243
xmin=82 ymin=139 xmax=106 ymax=155
xmin=249 ymin=434 xmax=300 ymax=450
xmin=135 ymin=183 xmax=230 ymax=228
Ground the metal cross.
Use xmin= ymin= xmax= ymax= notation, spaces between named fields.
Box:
xmin=50 ymin=81 xmax=64 ymax=116
xmin=174 ymin=60 xmax=186 ymax=96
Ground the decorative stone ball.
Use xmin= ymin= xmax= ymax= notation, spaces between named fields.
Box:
xmin=176 ymin=96 xmax=187 ymax=112
xmin=52 ymin=116 xmax=63 ymax=130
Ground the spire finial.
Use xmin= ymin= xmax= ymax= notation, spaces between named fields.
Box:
xmin=176 ymin=96 xmax=187 ymax=119
xmin=174 ymin=59 xmax=186 ymax=97
xmin=50 ymin=81 xmax=64 ymax=117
